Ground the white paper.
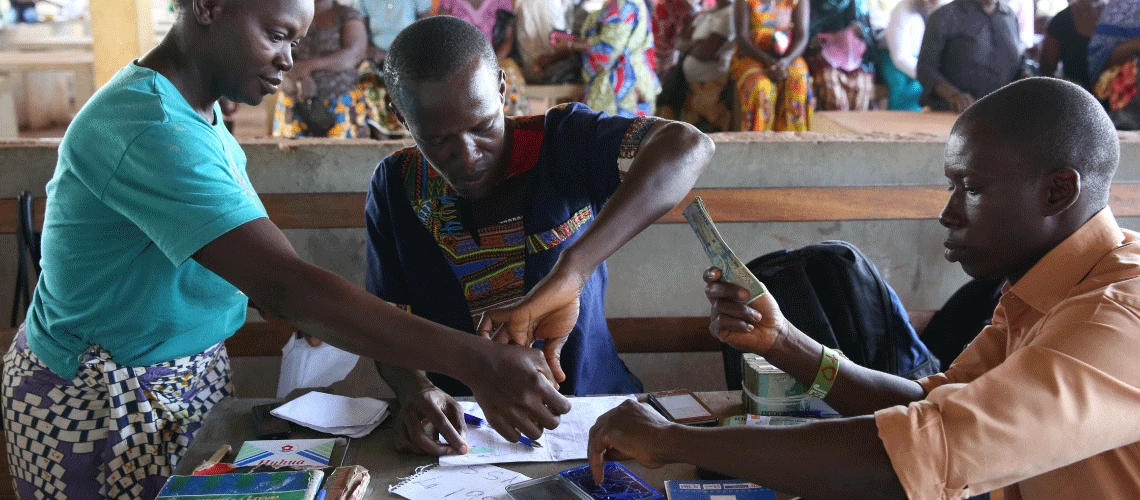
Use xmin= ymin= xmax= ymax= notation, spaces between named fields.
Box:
xmin=440 ymin=395 xmax=634 ymax=466
xmin=271 ymin=391 xmax=389 ymax=438
xmin=277 ymin=335 xmax=361 ymax=398
xmin=389 ymin=464 xmax=530 ymax=500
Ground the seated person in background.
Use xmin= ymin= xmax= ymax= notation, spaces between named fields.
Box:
xmin=882 ymin=0 xmax=944 ymax=111
xmin=513 ymin=0 xmax=577 ymax=83
xmin=1089 ymin=0 xmax=1140 ymax=130
xmin=7 ymin=0 xmax=38 ymax=23
xmin=676 ymin=0 xmax=736 ymax=131
xmin=729 ymin=0 xmax=812 ymax=131
xmin=492 ymin=9 xmax=530 ymax=116
xmin=1038 ymin=0 xmax=1103 ymax=89
xmin=807 ymin=0 xmax=877 ymax=111
xmin=355 ymin=0 xmax=432 ymax=64
xmin=587 ymin=78 xmax=1140 ymax=499
xmin=569 ymin=0 xmax=660 ymax=117
xmin=355 ymin=0 xmax=430 ymax=138
xmin=274 ymin=0 xmax=370 ymax=138
xmin=367 ymin=16 xmax=713 ymax=455
xmin=917 ymin=0 xmax=1020 ymax=113
xmin=654 ymin=0 xmax=703 ymax=78
xmin=437 ymin=0 xmax=513 ymax=41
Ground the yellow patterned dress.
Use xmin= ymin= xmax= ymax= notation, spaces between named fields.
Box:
xmin=729 ymin=0 xmax=813 ymax=131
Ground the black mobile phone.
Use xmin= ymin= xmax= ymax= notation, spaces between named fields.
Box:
xmin=251 ymin=403 xmax=292 ymax=440
xmin=647 ymin=390 xmax=719 ymax=426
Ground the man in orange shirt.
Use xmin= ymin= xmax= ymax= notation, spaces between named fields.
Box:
xmin=586 ymin=77 xmax=1140 ymax=499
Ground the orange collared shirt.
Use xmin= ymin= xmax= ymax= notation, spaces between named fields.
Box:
xmin=875 ymin=208 xmax=1140 ymax=499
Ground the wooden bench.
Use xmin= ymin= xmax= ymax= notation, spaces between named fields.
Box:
xmin=7 ymin=184 xmax=1140 ymax=355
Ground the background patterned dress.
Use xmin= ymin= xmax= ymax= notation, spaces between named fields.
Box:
xmin=580 ymin=0 xmax=661 ymax=117
xmin=273 ymin=5 xmax=372 ymax=139
xmin=729 ymin=0 xmax=814 ymax=131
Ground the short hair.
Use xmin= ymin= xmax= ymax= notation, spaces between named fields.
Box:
xmin=385 ymin=16 xmax=499 ymax=113
xmin=955 ymin=78 xmax=1120 ymax=204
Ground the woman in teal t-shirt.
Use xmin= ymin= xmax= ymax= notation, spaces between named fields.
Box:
xmin=1 ymin=1 xmax=577 ymax=498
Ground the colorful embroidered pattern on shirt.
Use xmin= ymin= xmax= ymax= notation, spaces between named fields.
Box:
xmin=527 ymin=206 xmax=595 ymax=253
xmin=620 ymin=116 xmax=659 ymax=159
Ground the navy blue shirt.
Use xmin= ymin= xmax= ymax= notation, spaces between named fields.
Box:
xmin=364 ymin=103 xmax=651 ymax=396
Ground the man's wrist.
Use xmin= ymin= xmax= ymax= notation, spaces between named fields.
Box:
xmin=766 ymin=324 xmax=823 ymax=385
xmin=650 ymin=421 xmax=688 ymax=465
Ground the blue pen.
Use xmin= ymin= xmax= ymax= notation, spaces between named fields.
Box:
xmin=463 ymin=413 xmax=543 ymax=448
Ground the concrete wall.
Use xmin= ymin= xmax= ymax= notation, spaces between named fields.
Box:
xmin=4 ymin=132 xmax=1140 ymax=396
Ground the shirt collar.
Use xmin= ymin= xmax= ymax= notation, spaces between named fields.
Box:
xmin=1008 ymin=207 xmax=1124 ymax=314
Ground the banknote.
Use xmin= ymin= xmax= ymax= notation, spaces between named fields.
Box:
xmin=683 ymin=196 xmax=767 ymax=302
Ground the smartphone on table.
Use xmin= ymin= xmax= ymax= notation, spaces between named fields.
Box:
xmin=647 ymin=390 xmax=719 ymax=426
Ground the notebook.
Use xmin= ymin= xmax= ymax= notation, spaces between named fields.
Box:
xmin=664 ymin=480 xmax=777 ymax=500
xmin=155 ymin=470 xmax=324 ymax=499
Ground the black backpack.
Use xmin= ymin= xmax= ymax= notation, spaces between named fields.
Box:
xmin=722 ymin=241 xmax=940 ymax=389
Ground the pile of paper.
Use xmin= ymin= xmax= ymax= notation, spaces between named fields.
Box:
xmin=271 ymin=391 xmax=390 ymax=438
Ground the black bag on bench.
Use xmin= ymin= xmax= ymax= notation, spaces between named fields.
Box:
xmin=722 ymin=240 xmax=940 ymax=389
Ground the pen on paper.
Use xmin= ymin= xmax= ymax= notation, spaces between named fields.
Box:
xmin=463 ymin=413 xmax=543 ymax=448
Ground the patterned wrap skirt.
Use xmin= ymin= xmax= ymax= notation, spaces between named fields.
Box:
xmin=2 ymin=326 xmax=232 ymax=499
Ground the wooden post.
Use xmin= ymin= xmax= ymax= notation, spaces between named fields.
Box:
xmin=90 ymin=0 xmax=156 ymax=88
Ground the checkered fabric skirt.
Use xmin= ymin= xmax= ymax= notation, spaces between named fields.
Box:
xmin=2 ymin=326 xmax=232 ymax=499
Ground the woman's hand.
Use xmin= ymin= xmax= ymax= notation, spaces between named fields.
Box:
xmin=703 ymin=267 xmax=789 ymax=354
xmin=477 ymin=266 xmax=588 ymax=385
xmin=766 ymin=58 xmax=790 ymax=81
xmin=393 ymin=386 xmax=469 ymax=456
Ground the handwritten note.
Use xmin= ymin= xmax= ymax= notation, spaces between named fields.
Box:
xmin=389 ymin=464 xmax=530 ymax=500
xmin=440 ymin=396 xmax=635 ymax=466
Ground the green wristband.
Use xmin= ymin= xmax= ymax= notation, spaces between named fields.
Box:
xmin=805 ymin=346 xmax=841 ymax=400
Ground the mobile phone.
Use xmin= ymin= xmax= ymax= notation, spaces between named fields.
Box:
xmin=251 ymin=403 xmax=292 ymax=440
xmin=549 ymin=30 xmax=577 ymax=46
xmin=647 ymin=390 xmax=718 ymax=426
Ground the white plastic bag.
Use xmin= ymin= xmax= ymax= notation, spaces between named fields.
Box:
xmin=276 ymin=334 xmax=361 ymax=398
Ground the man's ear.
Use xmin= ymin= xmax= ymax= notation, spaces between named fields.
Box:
xmin=1044 ymin=168 xmax=1081 ymax=217
xmin=389 ymin=101 xmax=409 ymax=131
xmin=498 ymin=69 xmax=507 ymax=107
xmin=191 ymin=0 xmax=224 ymax=25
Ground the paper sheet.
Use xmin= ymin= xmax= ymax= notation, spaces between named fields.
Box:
xmin=440 ymin=395 xmax=635 ymax=466
xmin=271 ymin=391 xmax=389 ymax=438
xmin=277 ymin=335 xmax=360 ymax=398
xmin=389 ymin=464 xmax=530 ymax=500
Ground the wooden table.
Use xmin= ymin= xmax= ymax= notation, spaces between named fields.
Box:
xmin=176 ymin=391 xmax=791 ymax=499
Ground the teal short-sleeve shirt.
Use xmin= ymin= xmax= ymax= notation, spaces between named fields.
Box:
xmin=25 ymin=62 xmax=267 ymax=379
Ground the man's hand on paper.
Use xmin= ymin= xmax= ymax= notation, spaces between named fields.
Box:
xmin=588 ymin=400 xmax=675 ymax=484
xmin=704 ymin=267 xmax=788 ymax=355
xmin=467 ymin=342 xmax=573 ymax=444
xmin=394 ymin=387 xmax=469 ymax=456
xmin=477 ymin=266 xmax=587 ymax=385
